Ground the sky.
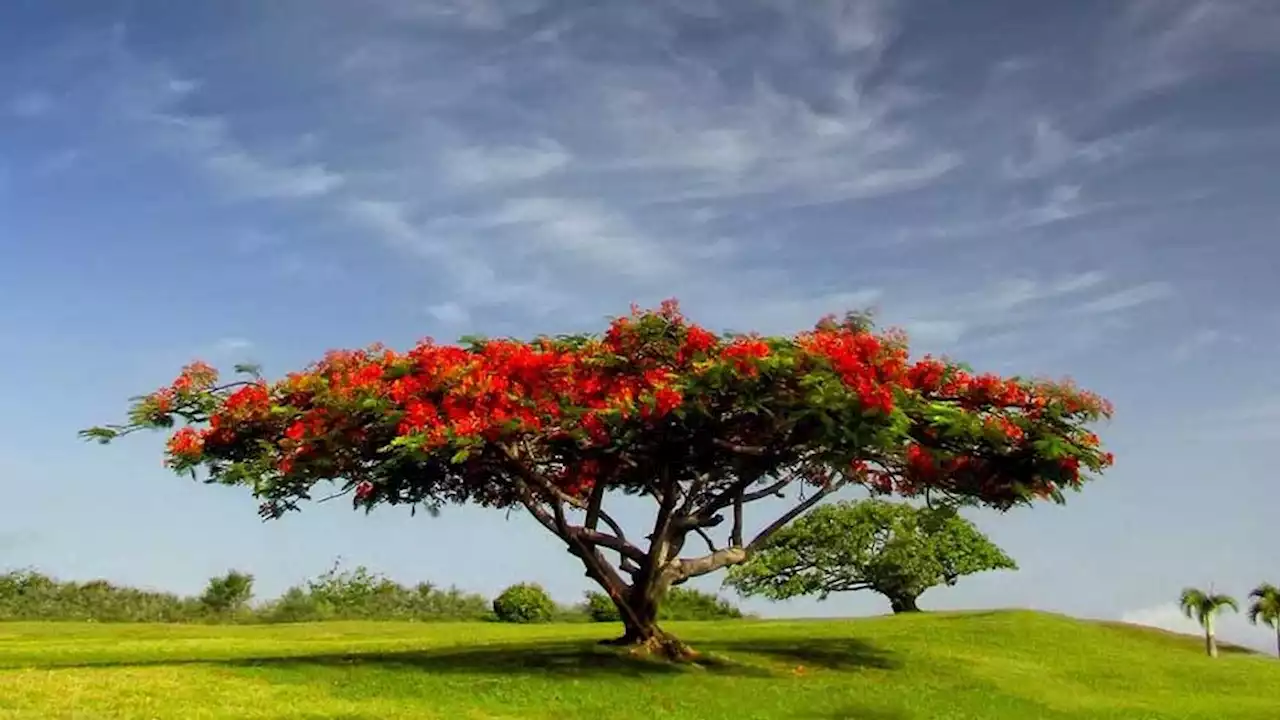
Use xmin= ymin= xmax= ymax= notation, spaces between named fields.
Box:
xmin=1 ymin=0 xmax=1277 ymax=651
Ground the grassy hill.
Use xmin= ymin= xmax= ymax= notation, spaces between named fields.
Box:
xmin=0 ymin=610 xmax=1276 ymax=719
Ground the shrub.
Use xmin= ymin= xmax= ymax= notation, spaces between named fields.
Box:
xmin=583 ymin=590 xmax=621 ymax=622
xmin=580 ymin=587 xmax=743 ymax=622
xmin=661 ymin=587 xmax=744 ymax=620
xmin=492 ymin=582 xmax=556 ymax=623
xmin=199 ymin=570 xmax=255 ymax=617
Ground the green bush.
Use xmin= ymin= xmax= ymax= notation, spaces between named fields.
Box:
xmin=492 ymin=583 xmax=556 ymax=623
xmin=661 ymin=587 xmax=744 ymax=620
xmin=579 ymin=587 xmax=744 ymax=622
xmin=0 ymin=569 xmax=202 ymax=622
xmin=583 ymin=590 xmax=621 ymax=622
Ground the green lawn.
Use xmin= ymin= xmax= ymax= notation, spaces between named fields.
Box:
xmin=0 ymin=610 xmax=1276 ymax=719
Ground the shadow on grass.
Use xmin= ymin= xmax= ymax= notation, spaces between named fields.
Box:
xmin=701 ymin=636 xmax=899 ymax=671
xmin=28 ymin=636 xmax=897 ymax=678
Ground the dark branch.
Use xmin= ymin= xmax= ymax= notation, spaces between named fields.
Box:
xmin=693 ymin=527 xmax=719 ymax=554
xmin=748 ymin=475 xmax=851 ymax=551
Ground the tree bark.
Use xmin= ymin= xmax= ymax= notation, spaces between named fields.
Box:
xmin=889 ymin=595 xmax=921 ymax=614
xmin=599 ymin=583 xmax=695 ymax=660
xmin=1204 ymin=614 xmax=1218 ymax=658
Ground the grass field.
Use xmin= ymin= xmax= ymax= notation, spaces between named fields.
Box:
xmin=1 ymin=610 xmax=1277 ymax=719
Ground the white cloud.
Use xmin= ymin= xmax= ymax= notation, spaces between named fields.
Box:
xmin=1072 ymin=282 xmax=1173 ymax=315
xmin=425 ymin=302 xmax=472 ymax=326
xmin=442 ymin=140 xmax=570 ymax=187
xmin=1108 ymin=0 xmax=1280 ymax=99
xmin=1172 ymin=328 xmax=1220 ymax=360
xmin=482 ymin=197 xmax=677 ymax=280
xmin=150 ymin=115 xmax=344 ymax=200
xmin=1003 ymin=118 xmax=1126 ymax=180
xmin=8 ymin=91 xmax=53 ymax=117
xmin=1120 ymin=602 xmax=1274 ymax=654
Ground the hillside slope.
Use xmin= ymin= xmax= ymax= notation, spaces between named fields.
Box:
xmin=0 ymin=610 xmax=1277 ymax=719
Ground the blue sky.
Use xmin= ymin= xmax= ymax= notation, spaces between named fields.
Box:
xmin=1 ymin=0 xmax=1277 ymax=649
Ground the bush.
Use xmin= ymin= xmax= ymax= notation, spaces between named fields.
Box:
xmin=583 ymin=590 xmax=621 ymax=622
xmin=492 ymin=583 xmax=556 ymax=623
xmin=662 ymin=587 xmax=744 ymax=620
xmin=579 ymin=587 xmax=744 ymax=622
xmin=199 ymin=570 xmax=254 ymax=617
xmin=0 ymin=569 xmax=202 ymax=622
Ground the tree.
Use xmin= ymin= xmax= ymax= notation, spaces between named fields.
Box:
xmin=724 ymin=499 xmax=1016 ymax=613
xmin=82 ymin=301 xmax=1113 ymax=658
xmin=1247 ymin=583 xmax=1280 ymax=659
xmin=1179 ymin=587 xmax=1238 ymax=658
xmin=199 ymin=570 xmax=254 ymax=615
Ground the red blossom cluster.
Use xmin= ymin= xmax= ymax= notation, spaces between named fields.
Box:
xmin=135 ymin=300 xmax=1112 ymax=510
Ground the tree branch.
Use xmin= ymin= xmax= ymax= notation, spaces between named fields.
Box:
xmin=693 ymin=527 xmax=719 ymax=554
xmin=712 ymin=439 xmax=768 ymax=455
xmin=748 ymin=475 xmax=851 ymax=551
xmin=741 ymin=477 xmax=792 ymax=504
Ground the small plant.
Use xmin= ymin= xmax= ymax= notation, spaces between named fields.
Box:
xmin=492 ymin=583 xmax=555 ymax=623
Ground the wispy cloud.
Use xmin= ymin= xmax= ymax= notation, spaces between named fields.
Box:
xmin=7 ymin=91 xmax=53 ymax=118
xmin=1107 ymin=0 xmax=1280 ymax=99
xmin=149 ymin=114 xmax=344 ymax=200
xmin=1071 ymin=282 xmax=1173 ymax=315
xmin=441 ymin=140 xmax=570 ymax=187
xmin=1002 ymin=118 xmax=1128 ymax=180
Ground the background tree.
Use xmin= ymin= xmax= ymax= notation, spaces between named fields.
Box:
xmin=724 ymin=499 xmax=1016 ymax=613
xmin=83 ymin=301 xmax=1113 ymax=658
xmin=1179 ymin=587 xmax=1238 ymax=658
xmin=1247 ymin=583 xmax=1280 ymax=659
xmin=199 ymin=570 xmax=254 ymax=616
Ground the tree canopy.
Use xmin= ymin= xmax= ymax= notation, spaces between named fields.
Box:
xmin=1247 ymin=583 xmax=1280 ymax=658
xmin=83 ymin=300 xmax=1113 ymax=657
xmin=724 ymin=499 xmax=1016 ymax=613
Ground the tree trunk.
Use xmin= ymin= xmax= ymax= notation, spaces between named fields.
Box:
xmin=1204 ymin=615 xmax=1218 ymax=658
xmin=889 ymin=595 xmax=921 ymax=614
xmin=600 ymin=586 xmax=695 ymax=660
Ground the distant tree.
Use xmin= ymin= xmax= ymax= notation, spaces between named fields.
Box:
xmin=1179 ymin=587 xmax=1238 ymax=658
xmin=83 ymin=301 xmax=1114 ymax=659
xmin=199 ymin=570 xmax=254 ymax=615
xmin=1247 ymin=583 xmax=1280 ymax=659
xmin=724 ymin=499 xmax=1016 ymax=613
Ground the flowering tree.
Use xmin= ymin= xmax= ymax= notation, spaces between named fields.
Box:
xmin=83 ymin=301 xmax=1113 ymax=658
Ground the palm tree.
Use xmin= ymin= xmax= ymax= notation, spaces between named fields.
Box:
xmin=1247 ymin=583 xmax=1280 ymax=659
xmin=1180 ymin=587 xmax=1239 ymax=658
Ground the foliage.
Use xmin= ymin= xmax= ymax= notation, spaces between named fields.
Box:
xmin=1179 ymin=587 xmax=1239 ymax=657
xmin=0 ymin=564 xmax=489 ymax=625
xmin=583 ymin=587 xmax=744 ymax=622
xmin=84 ymin=300 xmax=1114 ymax=649
xmin=199 ymin=570 xmax=255 ymax=616
xmin=492 ymin=583 xmax=556 ymax=624
xmin=3 ymin=612 xmax=1278 ymax=719
xmin=724 ymin=499 xmax=1016 ymax=612
xmin=259 ymin=560 xmax=490 ymax=623
xmin=1246 ymin=583 xmax=1280 ymax=657
xmin=0 ymin=569 xmax=203 ymax=622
